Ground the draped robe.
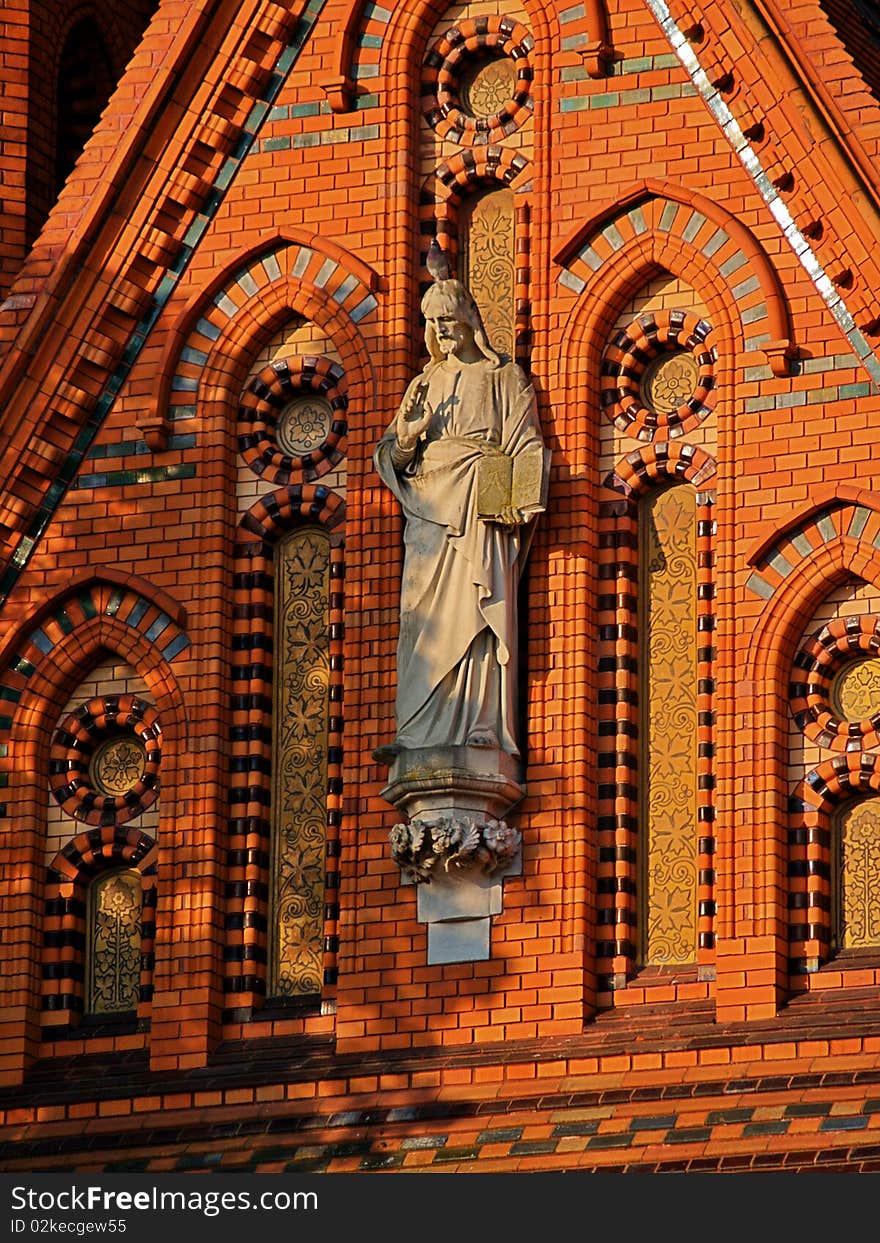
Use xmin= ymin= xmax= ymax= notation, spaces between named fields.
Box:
xmin=374 ymin=354 xmax=546 ymax=757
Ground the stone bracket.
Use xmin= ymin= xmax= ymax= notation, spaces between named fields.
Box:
xmin=376 ymin=743 xmax=526 ymax=964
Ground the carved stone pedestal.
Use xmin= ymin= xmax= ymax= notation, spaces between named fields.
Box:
xmin=376 ymin=744 xmax=525 ymax=964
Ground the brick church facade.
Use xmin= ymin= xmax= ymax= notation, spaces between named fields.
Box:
xmin=3 ymin=0 xmax=880 ymax=1174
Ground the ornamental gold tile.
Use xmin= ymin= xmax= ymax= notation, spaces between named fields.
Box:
xmin=640 ymin=485 xmax=698 ymax=966
xmin=838 ymin=799 xmax=880 ymax=949
xmin=88 ymin=870 xmax=143 ymax=1015
xmin=270 ymin=526 xmax=330 ymax=997
xmin=832 ymin=657 xmax=880 ymax=723
xmin=461 ymin=188 xmax=515 ymax=360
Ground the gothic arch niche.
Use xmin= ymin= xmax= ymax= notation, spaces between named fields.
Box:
xmin=225 ymin=489 xmax=345 ymax=1021
xmin=417 ymin=4 xmax=533 ymax=365
xmin=595 ymin=266 xmax=718 ymax=999
xmin=787 ymin=574 xmax=880 ymax=979
xmin=42 ymin=655 xmax=160 ymax=1032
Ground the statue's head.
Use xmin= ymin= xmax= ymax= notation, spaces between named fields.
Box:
xmin=421 ymin=279 xmax=501 ymax=367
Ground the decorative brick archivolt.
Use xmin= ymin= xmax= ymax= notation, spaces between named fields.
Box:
xmin=601 ymin=310 xmax=716 ymax=441
xmin=788 ymin=755 xmax=880 ymax=974
xmin=157 ymin=239 xmax=377 ymax=451
xmin=739 ymin=501 xmax=880 ymax=987
xmin=745 ymin=502 xmax=880 ymax=601
xmin=0 ymin=1 xmax=335 ymax=606
xmin=325 ymin=0 xmax=559 ymax=112
xmin=0 ymin=579 xmax=188 ymax=749
xmin=225 ymin=485 xmax=345 ymax=1018
xmin=49 ymin=695 xmax=161 ymax=828
xmin=421 ymin=17 xmax=534 ymax=146
xmin=790 ymin=617 xmax=880 ymax=752
xmin=238 ymin=355 xmax=348 ymax=485
xmin=555 ymin=184 xmax=796 ymax=375
xmin=595 ymin=445 xmax=717 ymax=990
xmin=43 ymin=826 xmax=157 ymax=1027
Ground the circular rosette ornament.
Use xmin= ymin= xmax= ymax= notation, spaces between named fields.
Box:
xmin=790 ymin=616 xmax=880 ymax=751
xmin=238 ymin=354 xmax=347 ymax=484
xmin=422 ymin=16 xmax=534 ymax=145
xmin=49 ymin=696 xmax=161 ymax=826
xmin=600 ymin=309 xmax=716 ymax=441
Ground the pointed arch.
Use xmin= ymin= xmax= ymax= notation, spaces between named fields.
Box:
xmin=0 ymin=602 xmax=187 ymax=1054
xmin=555 ymin=178 xmax=794 ymax=372
xmin=324 ymin=0 xmax=580 ymax=109
xmin=155 ymin=239 xmax=377 ymax=451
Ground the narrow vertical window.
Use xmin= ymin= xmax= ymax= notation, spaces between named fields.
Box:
xmin=87 ymin=870 xmax=143 ymax=1015
xmin=835 ymin=800 xmax=880 ymax=949
xmin=459 ymin=187 xmax=515 ymax=359
xmin=270 ymin=527 xmax=330 ymax=997
xmin=639 ymin=485 xmax=698 ymax=964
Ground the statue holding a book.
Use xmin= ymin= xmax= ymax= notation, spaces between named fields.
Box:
xmin=374 ymin=259 xmax=549 ymax=760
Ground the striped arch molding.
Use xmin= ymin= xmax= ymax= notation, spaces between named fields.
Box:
xmin=162 ymin=242 xmax=377 ymax=437
xmin=0 ymin=582 xmax=189 ymax=748
xmin=556 ymin=194 xmax=790 ymax=368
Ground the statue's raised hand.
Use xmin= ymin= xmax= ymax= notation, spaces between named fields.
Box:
xmin=396 ymin=383 xmax=433 ymax=453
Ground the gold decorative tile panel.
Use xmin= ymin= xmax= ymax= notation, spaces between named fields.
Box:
xmin=461 ymin=188 xmax=515 ymax=360
xmin=270 ymin=527 xmax=330 ymax=997
xmin=832 ymin=656 xmax=880 ymax=723
xmin=88 ymin=870 xmax=142 ymax=1014
xmin=640 ymin=485 xmax=698 ymax=965
xmin=838 ymin=799 xmax=880 ymax=948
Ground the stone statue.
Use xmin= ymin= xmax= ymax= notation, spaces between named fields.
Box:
xmin=374 ymin=267 xmax=549 ymax=761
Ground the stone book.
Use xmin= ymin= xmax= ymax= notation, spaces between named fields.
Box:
xmin=476 ymin=441 xmax=549 ymax=519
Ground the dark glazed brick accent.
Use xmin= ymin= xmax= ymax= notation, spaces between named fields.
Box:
xmin=742 ymin=1121 xmax=790 ymax=1138
xmin=819 ymin=1116 xmax=869 ymax=1132
xmin=587 ymin=1133 xmax=633 ymax=1150
xmin=509 ymin=1140 xmax=559 ymax=1156
xmin=663 ymin=1128 xmax=712 ymax=1144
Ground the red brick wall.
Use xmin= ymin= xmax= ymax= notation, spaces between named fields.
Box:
xmin=2 ymin=0 xmax=880 ymax=1171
